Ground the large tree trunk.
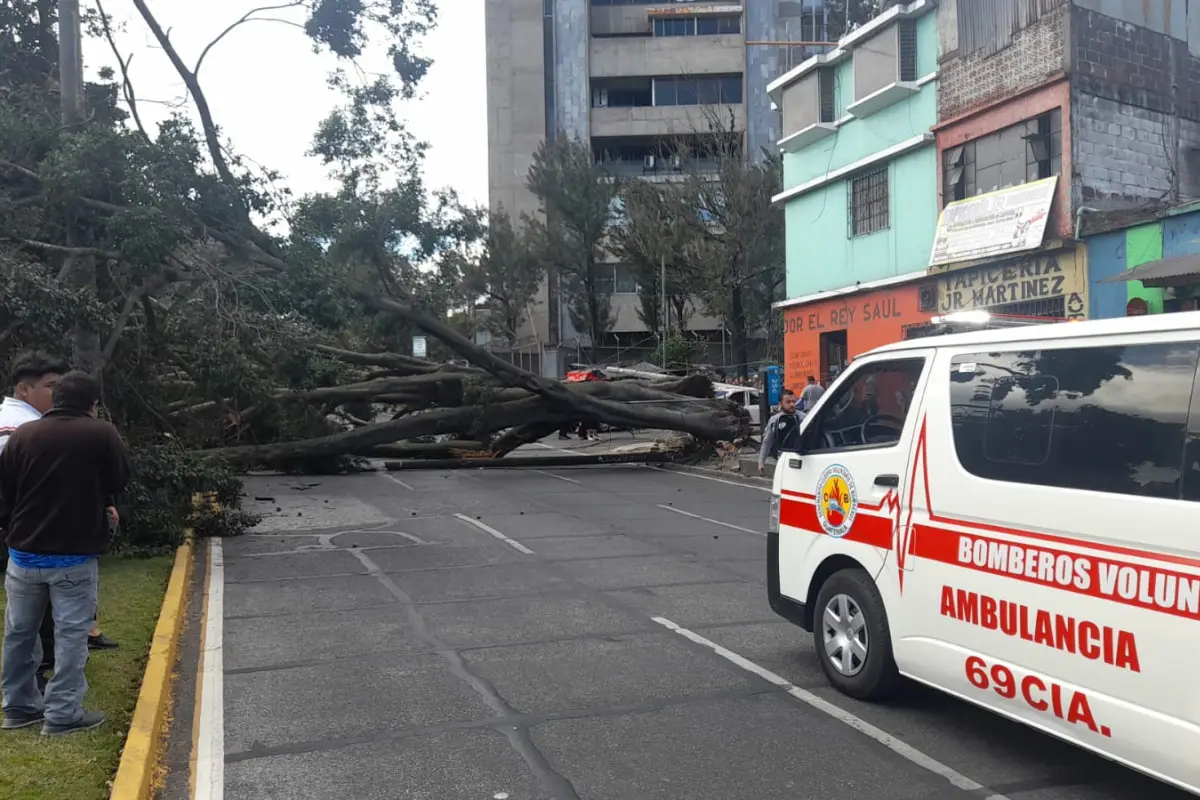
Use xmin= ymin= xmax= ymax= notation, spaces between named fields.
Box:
xmin=200 ymin=371 xmax=744 ymax=468
xmin=195 ymin=295 xmax=750 ymax=469
xmin=356 ymin=441 xmax=488 ymax=459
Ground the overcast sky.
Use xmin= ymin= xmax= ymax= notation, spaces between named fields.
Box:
xmin=85 ymin=0 xmax=487 ymax=211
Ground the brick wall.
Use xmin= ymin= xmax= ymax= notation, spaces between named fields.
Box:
xmin=1072 ymin=9 xmax=1199 ymax=118
xmin=1071 ymin=8 xmax=1200 ymax=210
xmin=1072 ymin=94 xmax=1175 ymax=206
xmin=938 ymin=4 xmax=1067 ymax=121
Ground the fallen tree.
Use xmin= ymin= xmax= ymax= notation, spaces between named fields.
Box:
xmin=200 ymin=351 xmax=749 ymax=468
xmin=191 ymin=295 xmax=751 ymax=469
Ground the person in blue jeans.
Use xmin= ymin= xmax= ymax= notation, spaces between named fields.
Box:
xmin=0 ymin=371 xmax=131 ymax=735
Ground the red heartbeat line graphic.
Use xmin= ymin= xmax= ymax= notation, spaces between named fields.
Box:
xmin=879 ymin=416 xmax=931 ymax=594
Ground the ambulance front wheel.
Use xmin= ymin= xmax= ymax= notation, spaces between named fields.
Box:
xmin=814 ymin=567 xmax=900 ymax=700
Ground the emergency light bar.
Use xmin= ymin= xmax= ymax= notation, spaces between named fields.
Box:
xmin=904 ymin=310 xmax=1069 ymax=340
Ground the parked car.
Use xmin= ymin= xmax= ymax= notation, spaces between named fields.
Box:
xmin=713 ymin=383 xmax=762 ymax=426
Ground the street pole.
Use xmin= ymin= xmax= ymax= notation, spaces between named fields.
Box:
xmin=660 ymin=254 xmax=667 ymax=369
xmin=59 ymin=0 xmax=84 ymax=127
xmin=59 ymin=0 xmax=101 ymax=375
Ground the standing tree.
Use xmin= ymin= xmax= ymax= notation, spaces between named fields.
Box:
xmin=610 ymin=179 xmax=701 ymax=341
xmin=525 ymin=135 xmax=621 ymax=360
xmin=463 ymin=210 xmax=542 ymax=352
xmin=681 ymin=119 xmax=785 ymax=381
xmin=825 ymin=0 xmax=904 ymax=39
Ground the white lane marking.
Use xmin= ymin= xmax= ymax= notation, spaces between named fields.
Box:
xmin=195 ymin=538 xmax=225 ymax=800
xmin=656 ymin=504 xmax=765 ymax=537
xmin=646 ymin=465 xmax=772 ymax=493
xmin=454 ymin=513 xmax=536 ymax=555
xmin=651 ymin=616 xmax=1012 ymax=800
xmin=532 ymin=469 xmax=582 ymax=485
xmin=381 ymin=472 xmax=417 ymax=491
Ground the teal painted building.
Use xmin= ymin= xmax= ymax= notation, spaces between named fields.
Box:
xmin=768 ymin=0 xmax=939 ymax=301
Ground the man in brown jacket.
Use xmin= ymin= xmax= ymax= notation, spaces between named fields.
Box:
xmin=0 ymin=371 xmax=132 ymax=735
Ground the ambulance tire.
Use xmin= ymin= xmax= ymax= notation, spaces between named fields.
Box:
xmin=814 ymin=567 xmax=900 ymax=700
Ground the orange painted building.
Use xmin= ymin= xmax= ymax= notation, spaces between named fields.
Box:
xmin=782 ymin=283 xmax=935 ymax=391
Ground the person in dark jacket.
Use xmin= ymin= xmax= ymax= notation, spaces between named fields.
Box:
xmin=758 ymin=389 xmax=804 ymax=476
xmin=0 ymin=371 xmax=131 ymax=735
xmin=0 ymin=351 xmax=67 ymax=693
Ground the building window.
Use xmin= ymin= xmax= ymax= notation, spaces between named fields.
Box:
xmin=653 ymin=17 xmax=694 ymax=36
xmin=942 ymin=109 xmax=1062 ymax=203
xmin=615 ymin=264 xmax=638 ymax=294
xmin=949 ymin=342 xmax=1200 ymax=500
xmin=652 ymin=16 xmax=741 ymax=36
xmin=654 ymin=75 xmax=742 ymax=106
xmin=592 ymin=77 xmax=653 ymax=108
xmin=848 ymin=167 xmax=889 ymax=237
xmin=1025 ymin=108 xmax=1062 ymax=181
xmin=595 ymin=264 xmax=640 ymax=295
xmin=697 ymin=16 xmax=741 ymax=35
xmin=897 ymin=19 xmax=917 ymax=82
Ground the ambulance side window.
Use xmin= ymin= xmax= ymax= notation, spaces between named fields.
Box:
xmin=950 ymin=341 xmax=1200 ymax=500
xmin=800 ymin=357 xmax=926 ymax=453
xmin=1184 ymin=367 xmax=1200 ymax=503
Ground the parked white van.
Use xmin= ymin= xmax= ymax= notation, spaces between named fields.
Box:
xmin=767 ymin=311 xmax=1200 ymax=795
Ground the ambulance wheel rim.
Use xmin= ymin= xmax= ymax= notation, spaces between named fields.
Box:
xmin=822 ymin=593 xmax=869 ymax=677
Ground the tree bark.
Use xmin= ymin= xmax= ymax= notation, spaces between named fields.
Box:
xmin=356 ymin=441 xmax=488 ymax=459
xmin=200 ymin=373 xmax=744 ymax=467
xmin=357 ymin=292 xmax=751 ymax=441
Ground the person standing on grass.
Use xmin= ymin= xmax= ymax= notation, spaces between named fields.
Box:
xmin=0 ymin=355 xmax=119 ymax=677
xmin=0 ymin=352 xmax=68 ymax=694
xmin=1 ymin=371 xmax=131 ymax=735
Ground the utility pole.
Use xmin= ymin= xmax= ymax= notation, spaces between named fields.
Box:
xmin=660 ymin=254 xmax=667 ymax=369
xmin=59 ymin=0 xmax=84 ymax=127
xmin=58 ymin=0 xmax=101 ymax=374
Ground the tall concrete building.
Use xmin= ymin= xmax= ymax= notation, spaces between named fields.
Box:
xmin=485 ymin=0 xmax=827 ymax=377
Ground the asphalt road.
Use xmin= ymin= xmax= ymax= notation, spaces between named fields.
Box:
xmin=204 ymin=459 xmax=1189 ymax=800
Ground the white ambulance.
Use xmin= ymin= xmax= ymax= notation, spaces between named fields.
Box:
xmin=767 ymin=310 xmax=1200 ymax=795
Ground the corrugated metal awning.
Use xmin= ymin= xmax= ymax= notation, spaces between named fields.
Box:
xmin=1099 ymin=253 xmax=1200 ymax=285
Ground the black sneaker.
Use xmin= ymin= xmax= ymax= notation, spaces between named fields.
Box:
xmin=88 ymin=633 xmax=119 ymax=650
xmin=2 ymin=709 xmax=45 ymax=730
xmin=42 ymin=710 xmax=106 ymax=736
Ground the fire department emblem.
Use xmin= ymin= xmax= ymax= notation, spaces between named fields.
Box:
xmin=815 ymin=464 xmax=858 ymax=538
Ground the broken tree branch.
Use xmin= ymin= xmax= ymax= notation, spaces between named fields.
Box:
xmin=357 ymin=292 xmax=751 ymax=442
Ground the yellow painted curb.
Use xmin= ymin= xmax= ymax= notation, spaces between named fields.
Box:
xmin=110 ymin=537 xmax=195 ymax=800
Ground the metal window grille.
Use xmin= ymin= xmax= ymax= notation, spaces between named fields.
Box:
xmin=898 ymin=20 xmax=917 ymax=82
xmin=988 ymin=296 xmax=1065 ymax=319
xmin=848 ymin=167 xmax=889 ymax=237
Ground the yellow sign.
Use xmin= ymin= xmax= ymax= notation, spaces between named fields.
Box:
xmin=935 ymin=249 xmax=1089 ymax=320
